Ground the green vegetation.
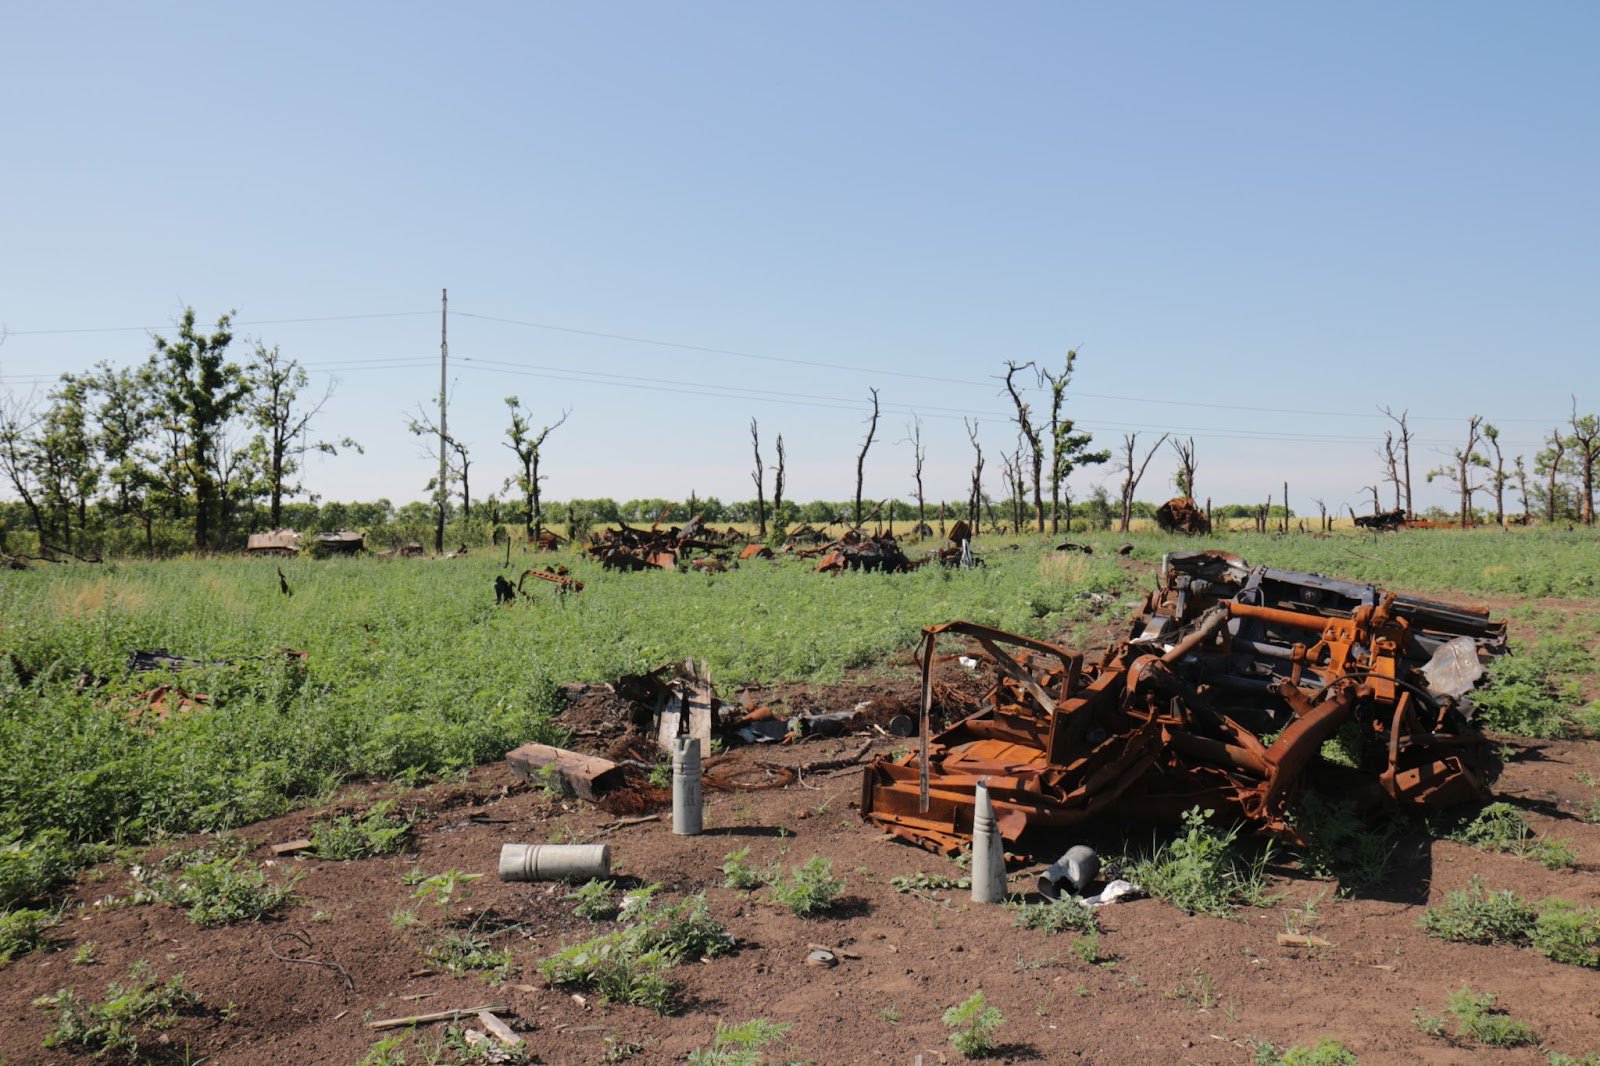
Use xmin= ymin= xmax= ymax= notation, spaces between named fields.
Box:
xmin=309 ymin=800 xmax=413 ymax=860
xmin=539 ymin=888 xmax=733 ymax=1014
xmin=1451 ymin=802 xmax=1579 ymax=869
xmin=1289 ymin=793 xmax=1399 ymax=892
xmin=0 ymin=906 xmax=58 ymax=965
xmin=1128 ymin=807 xmax=1273 ymax=917
xmin=567 ymin=878 xmax=619 ymax=920
xmin=768 ymin=855 xmax=845 ymax=918
xmin=426 ymin=929 xmax=513 ymax=982
xmin=943 ymin=990 xmax=1004 ymax=1059
xmin=720 ymin=847 xmax=771 ymax=891
xmin=1252 ymin=1037 xmax=1359 ymax=1065
xmin=1420 ymin=876 xmax=1600 ymax=968
xmin=131 ymin=839 xmax=300 ymax=926
xmin=1010 ymin=898 xmax=1099 ymax=935
xmin=686 ymin=1017 xmax=793 ymax=1066
xmin=1416 ymin=986 xmax=1537 ymax=1048
xmin=36 ymin=961 xmax=202 ymax=1058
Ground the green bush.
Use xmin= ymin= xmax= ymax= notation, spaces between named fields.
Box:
xmin=309 ymin=801 xmax=413 ymax=860
xmin=769 ymin=856 xmax=844 ymax=918
xmin=1289 ymin=794 xmax=1397 ymax=892
xmin=943 ymin=990 xmax=1004 ymax=1059
xmin=1426 ymin=986 xmax=1538 ymax=1048
xmin=37 ymin=961 xmax=202 ymax=1058
xmin=0 ymin=830 xmax=84 ymax=910
xmin=1532 ymin=900 xmax=1600 ymax=968
xmin=426 ymin=930 xmax=514 ymax=982
xmin=1419 ymin=876 xmax=1536 ymax=944
xmin=1450 ymin=802 xmax=1579 ymax=868
xmin=1129 ymin=807 xmax=1273 ymax=916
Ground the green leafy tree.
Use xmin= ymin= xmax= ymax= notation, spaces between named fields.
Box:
xmin=152 ymin=309 xmax=250 ymax=549
xmin=1042 ymin=350 xmax=1109 ymax=533
xmin=1568 ymin=397 xmax=1599 ymax=525
xmin=247 ymin=343 xmax=357 ymax=528
xmin=1426 ymin=415 xmax=1489 ymax=528
xmin=503 ymin=398 xmax=569 ymax=540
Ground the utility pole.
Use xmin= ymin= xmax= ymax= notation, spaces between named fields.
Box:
xmin=437 ymin=288 xmax=448 ymax=554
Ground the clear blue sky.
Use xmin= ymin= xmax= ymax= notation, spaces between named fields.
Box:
xmin=3 ymin=2 xmax=1595 ymax=514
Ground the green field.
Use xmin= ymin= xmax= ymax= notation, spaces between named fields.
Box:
xmin=2 ymin=527 xmax=1596 ymax=908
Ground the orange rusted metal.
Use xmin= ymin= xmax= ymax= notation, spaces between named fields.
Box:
xmin=861 ymin=551 xmax=1504 ymax=854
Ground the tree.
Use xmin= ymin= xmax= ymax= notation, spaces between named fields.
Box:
xmin=1169 ymin=436 xmax=1197 ymax=499
xmin=1426 ymin=415 xmax=1488 ymax=528
xmin=773 ymin=434 xmax=786 ymax=531
xmin=407 ymin=407 xmax=471 ymax=524
xmin=1536 ymin=428 xmax=1569 ymax=523
xmin=1041 ymin=351 xmax=1109 ymax=533
xmin=1001 ymin=362 xmax=1046 ymax=532
xmin=1514 ymin=455 xmax=1530 ymax=520
xmin=964 ymin=417 xmax=985 ymax=525
xmin=903 ymin=415 xmax=927 ymax=532
xmin=1483 ymin=423 xmax=1508 ymax=526
xmin=152 ymin=308 xmax=249 ymax=550
xmin=1115 ymin=432 xmax=1168 ymax=533
xmin=1380 ymin=432 xmax=1402 ymax=511
xmin=1380 ymin=406 xmax=1415 ymax=516
xmin=0 ymin=389 xmax=45 ymax=539
xmin=246 ymin=343 xmax=356 ymax=528
xmin=91 ymin=360 xmax=160 ymax=532
xmin=853 ymin=388 xmax=880 ymax=529
xmin=502 ymin=398 xmax=569 ymax=542
xmin=749 ymin=418 xmax=767 ymax=537
xmin=1568 ymin=397 xmax=1599 ymax=525
xmin=35 ymin=374 xmax=101 ymax=548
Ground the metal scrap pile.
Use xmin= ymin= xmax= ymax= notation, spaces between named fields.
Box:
xmin=585 ymin=515 xmax=731 ymax=571
xmin=814 ymin=529 xmax=919 ymax=573
xmin=861 ymin=551 xmax=1506 ymax=854
xmin=1155 ymin=496 xmax=1211 ymax=535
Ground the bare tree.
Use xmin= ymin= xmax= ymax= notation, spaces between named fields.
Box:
xmin=1380 ymin=406 xmax=1415 ymax=516
xmin=1001 ymin=361 xmax=1046 ymax=532
xmin=1313 ymin=497 xmax=1328 ymax=532
xmin=1426 ymin=415 xmax=1488 ymax=528
xmin=1000 ymin=434 xmax=1026 ymax=533
xmin=1169 ymin=437 xmax=1197 ymax=498
xmin=1539 ymin=427 xmax=1567 ymax=523
xmin=1484 ymin=423 xmax=1507 ymax=526
xmin=1570 ymin=396 xmax=1599 ymax=525
xmin=772 ymin=433 xmax=786 ymax=533
xmin=749 ymin=418 xmax=767 ymax=537
xmin=853 ymin=388 xmax=880 ymax=529
xmin=1115 ymin=432 xmax=1168 ymax=533
xmin=407 ymin=406 xmax=471 ymax=524
xmin=903 ymin=415 xmax=927 ymax=533
xmin=964 ymin=417 xmax=984 ymax=525
xmin=502 ymin=398 xmax=570 ymax=541
xmin=1514 ymin=455 xmax=1530 ymax=520
xmin=1380 ymin=432 xmax=1402 ymax=511
xmin=1363 ymin=484 xmax=1381 ymax=516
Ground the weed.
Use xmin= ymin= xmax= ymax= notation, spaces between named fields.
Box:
xmin=1419 ymin=876 xmax=1536 ymax=944
xmin=1071 ymin=928 xmax=1105 ymax=965
xmin=426 ymin=930 xmax=514 ymax=982
xmin=133 ymin=845 xmax=299 ymax=927
xmin=1252 ymin=1038 xmax=1359 ymax=1065
xmin=1578 ymin=799 xmax=1600 ymax=825
xmin=309 ymin=800 xmax=413 ymax=860
xmin=686 ymin=1017 xmax=793 ymax=1065
xmin=567 ymin=878 xmax=618 ymax=921
xmin=1166 ymin=968 xmax=1216 ymax=1011
xmin=0 ymin=829 xmax=83 ymax=910
xmin=603 ymin=1035 xmax=645 ymax=1061
xmin=1426 ymin=985 xmax=1538 ymax=1047
xmin=891 ymin=871 xmax=968 ymax=893
xmin=0 ymin=906 xmax=59 ymax=964
xmin=358 ymin=1036 xmax=409 ymax=1066
xmin=1290 ymin=794 xmax=1397 ymax=892
xmin=1009 ymin=898 xmax=1098 ymax=935
xmin=943 ymin=990 xmax=1004 ymax=1059
xmin=1282 ymin=891 xmax=1326 ymax=937
xmin=36 ymin=961 xmax=202 ymax=1058
xmin=720 ymin=848 xmax=771 ymax=891
xmin=879 ymin=1004 xmax=901 ymax=1024
xmin=1128 ymin=807 xmax=1274 ymax=916
xmin=412 ymin=869 xmax=482 ymax=911
xmin=1531 ymin=900 xmax=1600 ymax=968
xmin=1450 ymin=801 xmax=1578 ymax=868
xmin=391 ymin=908 xmax=420 ymax=929
xmin=769 ymin=856 xmax=844 ymax=918
xmin=1472 ymin=645 xmax=1581 ymax=737
xmin=1549 ymin=1054 xmax=1600 ymax=1066
xmin=72 ymin=940 xmax=97 ymax=965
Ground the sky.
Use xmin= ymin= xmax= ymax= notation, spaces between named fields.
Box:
xmin=2 ymin=2 xmax=1596 ymax=516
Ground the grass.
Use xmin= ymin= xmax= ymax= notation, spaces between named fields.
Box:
xmin=1128 ymin=807 xmax=1274 ymax=917
xmin=539 ymin=887 xmax=733 ymax=1014
xmin=686 ymin=1017 xmax=793 ymax=1065
xmin=944 ymin=990 xmax=1004 ymax=1059
xmin=1416 ymin=985 xmax=1538 ymax=1048
xmin=0 ymin=540 xmax=1125 ymax=890
xmin=768 ymin=855 xmax=844 ymax=918
xmin=309 ymin=800 xmax=413 ymax=860
xmin=131 ymin=839 xmax=300 ymax=926
xmin=36 ymin=961 xmax=202 ymax=1059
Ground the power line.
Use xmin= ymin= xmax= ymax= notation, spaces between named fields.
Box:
xmin=6 ymin=310 xmax=436 ymax=337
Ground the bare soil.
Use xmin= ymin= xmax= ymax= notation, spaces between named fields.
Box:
xmin=5 ymin=591 xmax=1600 ymax=1065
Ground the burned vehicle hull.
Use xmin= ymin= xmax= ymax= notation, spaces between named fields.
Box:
xmin=861 ymin=552 xmax=1505 ymax=854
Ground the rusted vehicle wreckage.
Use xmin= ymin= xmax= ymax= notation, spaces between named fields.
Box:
xmin=861 ymin=551 xmax=1506 ymax=854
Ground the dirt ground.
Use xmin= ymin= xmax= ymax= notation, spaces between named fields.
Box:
xmin=4 ymin=588 xmax=1599 ymax=1065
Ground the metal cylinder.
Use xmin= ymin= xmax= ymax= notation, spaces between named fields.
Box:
xmin=970 ymin=782 xmax=1007 ymax=905
xmin=497 ymin=843 xmax=611 ymax=882
xmin=672 ymin=735 xmax=703 ymax=836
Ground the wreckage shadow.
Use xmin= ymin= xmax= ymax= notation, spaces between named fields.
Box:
xmin=825 ymin=895 xmax=874 ymax=920
xmin=985 ymin=1044 xmax=1043 ymax=1061
xmin=701 ymin=826 xmax=796 ymax=838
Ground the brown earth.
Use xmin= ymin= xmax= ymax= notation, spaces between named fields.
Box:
xmin=4 ymin=589 xmax=1600 ymax=1065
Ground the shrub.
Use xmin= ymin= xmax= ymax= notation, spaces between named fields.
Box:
xmin=134 ymin=844 xmax=300 ymax=927
xmin=1128 ymin=807 xmax=1273 ymax=916
xmin=1440 ymin=986 xmax=1537 ymax=1047
xmin=37 ymin=962 xmax=202 ymax=1058
xmin=309 ymin=800 xmax=413 ymax=860
xmin=1419 ymin=876 xmax=1537 ymax=944
xmin=0 ymin=830 xmax=82 ymax=910
xmin=0 ymin=906 xmax=59 ymax=965
xmin=686 ymin=1017 xmax=793 ymax=1066
xmin=720 ymin=847 xmax=771 ymax=891
xmin=1010 ymin=898 xmax=1099 ymax=935
xmin=567 ymin=878 xmax=618 ymax=921
xmin=427 ymin=930 xmax=513 ymax=982
xmin=1532 ymin=900 xmax=1600 ymax=968
xmin=769 ymin=856 xmax=844 ymax=918
xmin=943 ymin=990 xmax=1004 ymax=1059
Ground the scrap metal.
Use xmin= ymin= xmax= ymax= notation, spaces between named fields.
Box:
xmin=861 ymin=550 xmax=1505 ymax=854
xmin=1155 ymin=496 xmax=1212 ymax=535
xmin=814 ymin=530 xmax=919 ymax=573
xmin=585 ymin=515 xmax=731 ymax=571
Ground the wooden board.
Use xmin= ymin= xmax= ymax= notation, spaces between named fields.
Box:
xmin=505 ymin=743 xmax=622 ymax=801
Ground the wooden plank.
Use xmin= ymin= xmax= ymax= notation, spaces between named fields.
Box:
xmin=270 ymin=839 xmax=314 ymax=856
xmin=478 ymin=1011 xmax=524 ymax=1047
xmin=368 ymin=1003 xmax=510 ymax=1030
xmin=505 ymin=743 xmax=622 ymax=801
